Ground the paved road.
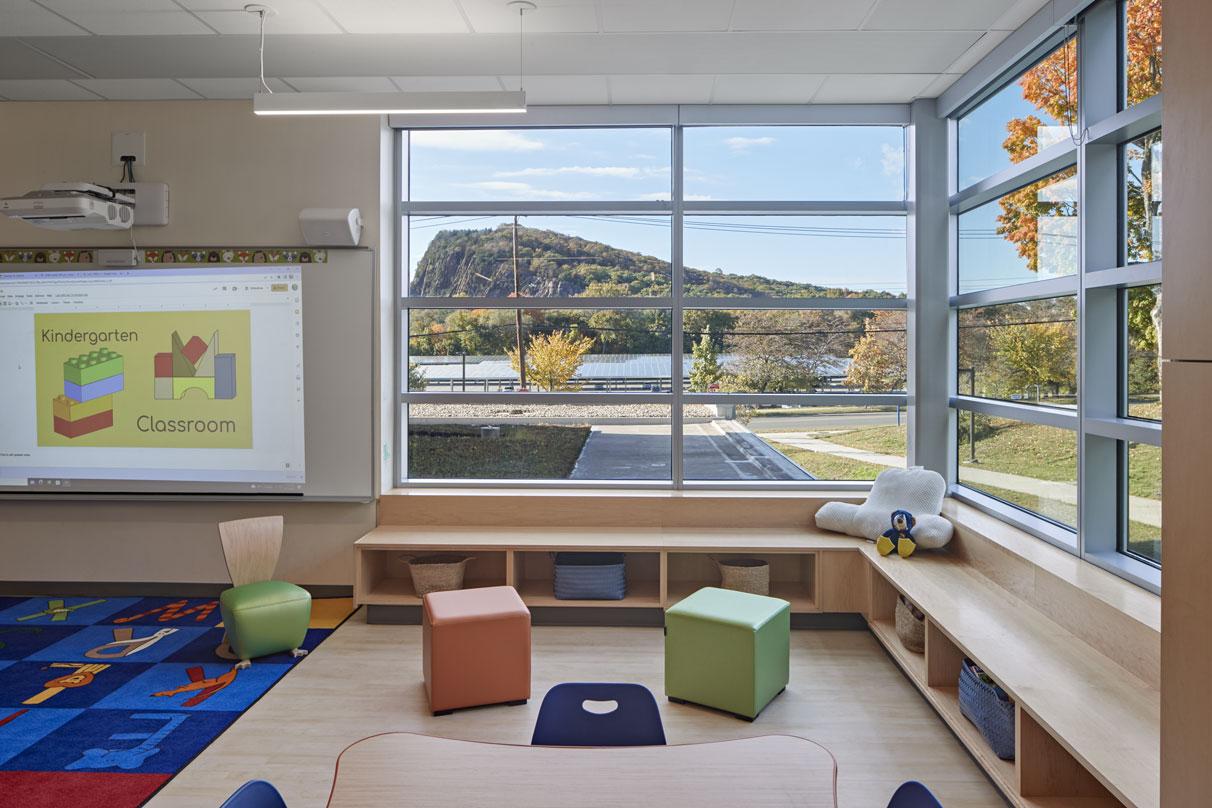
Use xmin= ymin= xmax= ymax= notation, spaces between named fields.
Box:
xmin=748 ymin=411 xmax=901 ymax=432
xmin=571 ymin=422 xmax=808 ymax=481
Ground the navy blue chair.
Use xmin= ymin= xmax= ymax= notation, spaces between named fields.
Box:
xmin=219 ymin=780 xmax=287 ymax=808
xmin=531 ymin=683 xmax=667 ymax=746
xmin=887 ymin=780 xmax=943 ymax=808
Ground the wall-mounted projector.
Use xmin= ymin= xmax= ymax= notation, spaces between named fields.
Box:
xmin=1 ymin=182 xmax=134 ymax=231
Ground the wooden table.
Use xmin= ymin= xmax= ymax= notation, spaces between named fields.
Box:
xmin=326 ymin=732 xmax=838 ymax=808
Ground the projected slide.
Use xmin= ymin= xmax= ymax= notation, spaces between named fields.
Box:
xmin=0 ymin=265 xmax=304 ymax=493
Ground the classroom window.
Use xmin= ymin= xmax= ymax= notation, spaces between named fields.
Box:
xmin=957 ymin=38 xmax=1078 ymax=188
xmin=1124 ymin=441 xmax=1161 ymax=565
xmin=1123 ymin=285 xmax=1162 ymax=421
xmin=1123 ymin=0 xmax=1163 ymax=109
xmin=957 ymin=167 xmax=1079 ymax=294
xmin=1124 ymin=130 xmax=1162 ymax=264
xmin=957 ymin=298 xmax=1077 ymax=408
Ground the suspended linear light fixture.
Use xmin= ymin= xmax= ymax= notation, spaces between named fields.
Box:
xmin=245 ymin=1 xmax=534 ymax=116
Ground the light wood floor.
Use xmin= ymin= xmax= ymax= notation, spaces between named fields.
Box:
xmin=149 ymin=613 xmax=1007 ymax=808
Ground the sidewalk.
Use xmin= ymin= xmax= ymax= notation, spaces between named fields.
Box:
xmin=765 ymin=432 xmax=1161 ymax=528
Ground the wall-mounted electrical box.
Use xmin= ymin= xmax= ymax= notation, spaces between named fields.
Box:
xmin=113 ymin=181 xmax=169 ymax=227
xmin=112 ymin=131 xmax=146 ymax=168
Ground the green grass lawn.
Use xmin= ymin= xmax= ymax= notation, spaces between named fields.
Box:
xmin=825 ymin=424 xmax=907 ymax=456
xmin=763 ymin=440 xmax=885 ymax=481
xmin=408 ymin=424 xmax=590 ymax=479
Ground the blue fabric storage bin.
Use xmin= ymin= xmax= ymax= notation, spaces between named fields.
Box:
xmin=958 ymin=657 xmax=1016 ymax=760
xmin=552 ymin=552 xmax=628 ymax=600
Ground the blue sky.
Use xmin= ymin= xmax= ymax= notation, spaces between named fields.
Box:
xmin=408 ymin=126 xmax=907 ymax=293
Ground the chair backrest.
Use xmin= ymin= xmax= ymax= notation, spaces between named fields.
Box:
xmin=531 ymin=683 xmax=666 ymax=747
xmin=217 ymin=516 xmax=284 ymax=587
xmin=887 ymin=780 xmax=943 ymax=808
xmin=219 ymin=779 xmax=288 ymax=808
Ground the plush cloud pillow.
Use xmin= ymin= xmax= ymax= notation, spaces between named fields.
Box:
xmin=815 ymin=467 xmax=953 ymax=550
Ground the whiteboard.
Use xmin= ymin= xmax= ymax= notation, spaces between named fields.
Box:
xmin=0 ymin=248 xmax=375 ymax=501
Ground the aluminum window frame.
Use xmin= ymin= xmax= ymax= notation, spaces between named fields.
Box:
xmin=394 ymin=110 xmax=913 ymax=490
xmin=946 ymin=0 xmax=1162 ymax=591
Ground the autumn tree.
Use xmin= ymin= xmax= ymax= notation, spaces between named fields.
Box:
xmin=688 ymin=331 xmax=724 ymax=392
xmin=508 ymin=329 xmax=594 ymax=391
xmin=725 ymin=310 xmax=847 ymax=393
xmin=988 ymin=321 xmax=1076 ymax=400
xmin=846 ymin=311 xmax=907 ymax=392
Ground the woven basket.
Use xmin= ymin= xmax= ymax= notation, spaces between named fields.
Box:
xmin=894 ymin=594 xmax=926 ymax=654
xmin=402 ymin=554 xmax=474 ymax=597
xmin=714 ymin=557 xmax=770 ymax=596
xmin=958 ymin=658 xmax=1016 ymax=760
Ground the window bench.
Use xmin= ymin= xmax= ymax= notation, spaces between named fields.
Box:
xmin=364 ymin=490 xmax=1160 ymax=808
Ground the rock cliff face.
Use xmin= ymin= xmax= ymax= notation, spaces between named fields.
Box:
xmin=410 ymin=224 xmax=892 ymax=299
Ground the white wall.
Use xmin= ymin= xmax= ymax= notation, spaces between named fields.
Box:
xmin=0 ymin=100 xmax=383 ymax=586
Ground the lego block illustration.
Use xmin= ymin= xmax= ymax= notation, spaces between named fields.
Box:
xmin=63 ymin=349 xmax=124 ymax=387
xmin=53 ymin=410 xmax=113 ymax=439
xmin=173 ymin=377 xmax=215 ymax=399
xmin=65 ymin=374 xmax=125 ymax=403
xmin=53 ymin=394 xmax=113 ymax=422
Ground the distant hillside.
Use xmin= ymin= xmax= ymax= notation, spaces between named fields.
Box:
xmin=410 ymin=224 xmax=897 ymax=299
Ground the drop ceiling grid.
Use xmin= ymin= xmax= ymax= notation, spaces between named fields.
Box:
xmin=0 ymin=0 xmax=1052 ymax=102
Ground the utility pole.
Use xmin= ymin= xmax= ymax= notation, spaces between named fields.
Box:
xmin=512 ymin=215 xmax=527 ymax=390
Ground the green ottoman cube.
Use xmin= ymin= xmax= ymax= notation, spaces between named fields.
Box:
xmin=665 ymin=586 xmax=790 ymax=720
xmin=219 ymin=579 xmax=312 ymax=666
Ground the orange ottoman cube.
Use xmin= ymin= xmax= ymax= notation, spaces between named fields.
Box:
xmin=422 ymin=585 xmax=531 ymax=716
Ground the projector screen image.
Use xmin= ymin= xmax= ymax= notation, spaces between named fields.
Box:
xmin=0 ymin=265 xmax=305 ymax=493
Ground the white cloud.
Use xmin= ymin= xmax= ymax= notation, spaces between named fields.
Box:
xmin=457 ymin=181 xmax=600 ymax=201
xmin=724 ymin=135 xmax=775 ymax=152
xmin=411 ymin=130 xmax=544 ymax=152
xmin=685 ymin=193 xmax=713 ymax=201
xmin=881 ymin=143 xmax=905 ymax=177
xmin=494 ymin=166 xmax=643 ymax=179
xmin=637 ymin=191 xmax=711 ymax=201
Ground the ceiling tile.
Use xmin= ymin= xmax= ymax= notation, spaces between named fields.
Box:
xmin=991 ymin=0 xmax=1049 ymax=31
xmin=73 ymin=78 xmax=203 ymax=99
xmin=0 ymin=39 xmax=85 ymax=78
xmin=729 ymin=0 xmax=878 ymax=31
xmin=459 ymin=0 xmax=598 ymax=33
xmin=920 ymin=73 xmax=961 ymax=98
xmin=0 ymin=79 xmax=98 ymax=99
xmin=812 ymin=73 xmax=938 ymax=103
xmin=314 ymin=0 xmax=468 ymax=33
xmin=39 ymin=0 xmax=215 ymax=35
xmin=184 ymin=0 xmax=343 ymax=35
xmin=286 ymin=75 xmax=398 ymax=92
xmin=176 ymin=76 xmax=294 ymax=98
xmin=600 ymin=0 xmax=733 ymax=33
xmin=864 ymin=0 xmax=1020 ymax=31
xmin=501 ymin=74 xmax=608 ymax=104
xmin=608 ymin=74 xmax=715 ymax=104
xmin=0 ymin=0 xmax=90 ymax=35
xmin=391 ymin=74 xmax=503 ymax=91
xmin=709 ymin=74 xmax=826 ymax=104
xmin=943 ymin=29 xmax=1012 ymax=74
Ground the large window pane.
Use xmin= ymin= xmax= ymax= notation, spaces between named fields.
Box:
xmin=684 ymin=404 xmax=906 ymax=482
xmin=683 ymin=309 xmax=906 ymax=394
xmin=957 ymin=38 xmax=1078 ymax=187
xmin=408 ymin=404 xmax=671 ymax=481
xmin=407 ymin=215 xmax=671 ymax=297
xmin=958 ymin=298 xmax=1076 ymax=407
xmin=409 ymin=128 xmax=671 ymax=201
xmin=1126 ymin=441 xmax=1161 ymax=564
xmin=1124 ymin=0 xmax=1163 ymax=108
xmin=683 ymin=126 xmax=905 ymax=201
xmin=682 ymin=216 xmax=907 ymax=297
xmin=409 ymin=308 xmax=672 ymax=392
xmin=958 ymin=167 xmax=1078 ymax=293
xmin=1125 ymin=130 xmax=1162 ymax=264
xmin=1124 ymin=284 xmax=1162 ymax=420
xmin=957 ymin=415 xmax=1078 ymax=528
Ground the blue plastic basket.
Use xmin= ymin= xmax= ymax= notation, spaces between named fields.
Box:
xmin=958 ymin=657 xmax=1016 ymax=760
xmin=552 ymin=552 xmax=628 ymax=600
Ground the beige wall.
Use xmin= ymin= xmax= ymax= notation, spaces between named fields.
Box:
xmin=0 ymin=100 xmax=383 ymax=586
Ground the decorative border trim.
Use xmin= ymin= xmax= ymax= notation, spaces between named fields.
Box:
xmin=0 ymin=247 xmax=329 ymax=265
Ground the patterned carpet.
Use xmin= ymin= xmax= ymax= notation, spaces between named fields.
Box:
xmin=0 ymin=594 xmax=354 ymax=808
